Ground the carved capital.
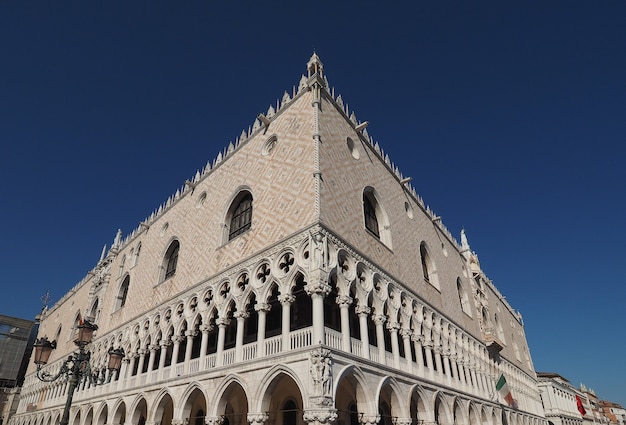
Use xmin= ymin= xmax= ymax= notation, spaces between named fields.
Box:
xmin=386 ymin=321 xmax=400 ymax=332
xmin=336 ymin=295 xmax=353 ymax=307
xmin=246 ymin=412 xmax=269 ymax=425
xmin=393 ymin=418 xmax=413 ymax=425
xmin=355 ymin=305 xmax=371 ymax=316
xmin=160 ymin=339 xmax=172 ymax=347
xmin=255 ymin=302 xmax=271 ymax=313
xmin=199 ymin=324 xmax=214 ymax=333
xmin=216 ymin=317 xmax=231 ymax=327
xmin=204 ymin=417 xmax=224 ymax=425
xmin=171 ymin=419 xmax=188 ymax=425
xmin=234 ymin=311 xmax=250 ymax=320
xmin=359 ymin=414 xmax=381 ymax=425
xmin=372 ymin=314 xmax=386 ymax=326
xmin=302 ymin=409 xmax=338 ymax=425
xmin=185 ymin=330 xmax=198 ymax=338
xmin=172 ymin=335 xmax=185 ymax=344
xmin=411 ymin=334 xmax=423 ymax=343
xmin=400 ymin=328 xmax=412 ymax=338
xmin=278 ymin=294 xmax=295 ymax=305
xmin=304 ymin=281 xmax=331 ymax=297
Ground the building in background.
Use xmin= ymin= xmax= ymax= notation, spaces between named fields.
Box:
xmin=598 ymin=401 xmax=625 ymax=425
xmin=0 ymin=315 xmax=37 ymax=425
xmin=11 ymin=55 xmax=546 ymax=425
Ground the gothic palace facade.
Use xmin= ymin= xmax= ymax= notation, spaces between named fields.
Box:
xmin=12 ymin=55 xmax=547 ymax=425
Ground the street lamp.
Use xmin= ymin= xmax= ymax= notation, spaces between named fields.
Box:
xmin=33 ymin=320 xmax=125 ymax=425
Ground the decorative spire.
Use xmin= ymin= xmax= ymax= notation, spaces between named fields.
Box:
xmin=113 ymin=228 xmax=123 ymax=248
xmin=460 ymin=229 xmax=470 ymax=251
xmin=307 ymin=52 xmax=323 ymax=78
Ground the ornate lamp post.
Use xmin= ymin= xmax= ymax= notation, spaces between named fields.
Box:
xmin=33 ymin=320 xmax=125 ymax=425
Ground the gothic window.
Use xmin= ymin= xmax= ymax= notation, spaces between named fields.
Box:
xmin=420 ymin=242 xmax=440 ymax=290
xmin=132 ymin=242 xmax=141 ymax=267
xmin=457 ymin=278 xmax=472 ymax=317
xmin=494 ymin=314 xmax=505 ymax=343
xmin=363 ymin=192 xmax=380 ymax=237
xmin=362 ymin=187 xmax=392 ymax=248
xmin=54 ymin=325 xmax=62 ymax=343
xmin=115 ymin=276 xmax=130 ymax=310
xmin=70 ymin=312 xmax=81 ymax=341
xmin=118 ymin=255 xmax=126 ymax=277
xmin=162 ymin=240 xmax=180 ymax=281
xmin=228 ymin=191 xmax=253 ymax=240
xmin=89 ymin=298 xmax=99 ymax=322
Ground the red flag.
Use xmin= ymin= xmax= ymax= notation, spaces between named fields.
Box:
xmin=576 ymin=395 xmax=586 ymax=416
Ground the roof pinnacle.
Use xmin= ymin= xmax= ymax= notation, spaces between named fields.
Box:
xmin=307 ymin=52 xmax=323 ymax=78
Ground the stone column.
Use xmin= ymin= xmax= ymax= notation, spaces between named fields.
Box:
xmin=442 ymin=350 xmax=452 ymax=384
xmin=127 ymin=352 xmax=137 ymax=378
xmin=372 ymin=314 xmax=386 ymax=364
xmin=118 ymin=358 xmax=130 ymax=386
xmin=158 ymin=339 xmax=170 ymax=371
xmin=247 ymin=413 xmax=269 ymax=425
xmin=234 ymin=311 xmax=249 ymax=362
xmin=136 ymin=349 xmax=147 ymax=375
xmin=170 ymin=335 xmax=183 ymax=377
xmin=255 ymin=303 xmax=270 ymax=357
xmin=412 ymin=334 xmax=424 ymax=373
xmin=199 ymin=324 xmax=212 ymax=369
xmin=433 ymin=347 xmax=444 ymax=380
xmin=387 ymin=321 xmax=400 ymax=369
xmin=147 ymin=345 xmax=158 ymax=373
xmin=400 ymin=329 xmax=413 ymax=374
xmin=423 ymin=340 xmax=435 ymax=379
xmin=356 ymin=306 xmax=371 ymax=360
xmin=305 ymin=280 xmax=331 ymax=346
xmin=279 ymin=294 xmax=295 ymax=351
xmin=337 ymin=295 xmax=352 ymax=353
xmin=184 ymin=329 xmax=197 ymax=372
xmin=215 ymin=317 xmax=230 ymax=367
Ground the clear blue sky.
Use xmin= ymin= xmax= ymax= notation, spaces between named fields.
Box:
xmin=1 ymin=1 xmax=624 ymax=406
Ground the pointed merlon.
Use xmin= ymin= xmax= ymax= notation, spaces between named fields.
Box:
xmin=99 ymin=244 xmax=107 ymax=262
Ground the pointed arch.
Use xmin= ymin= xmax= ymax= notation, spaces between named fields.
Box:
xmin=362 ymin=186 xmax=392 ymax=248
xmin=209 ymin=374 xmax=250 ymax=423
xmin=160 ymin=239 xmax=180 ymax=282
xmin=225 ymin=189 xmax=253 ymax=241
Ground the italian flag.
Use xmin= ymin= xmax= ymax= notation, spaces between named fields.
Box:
xmin=496 ymin=374 xmax=515 ymax=407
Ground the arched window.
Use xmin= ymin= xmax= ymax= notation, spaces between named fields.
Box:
xmin=362 ymin=187 xmax=392 ymax=248
xmin=162 ymin=240 xmax=180 ymax=281
xmin=363 ymin=193 xmax=380 ymax=237
xmin=228 ymin=192 xmax=253 ymax=240
xmin=89 ymin=298 xmax=99 ymax=322
xmin=70 ymin=312 xmax=82 ymax=341
xmin=132 ymin=242 xmax=141 ymax=267
xmin=419 ymin=242 xmax=439 ymax=289
xmin=457 ymin=278 xmax=472 ymax=317
xmin=118 ymin=255 xmax=126 ymax=277
xmin=115 ymin=276 xmax=130 ymax=310
xmin=494 ymin=314 xmax=505 ymax=343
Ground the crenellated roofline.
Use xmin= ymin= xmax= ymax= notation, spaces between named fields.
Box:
xmin=50 ymin=54 xmax=515 ymax=320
